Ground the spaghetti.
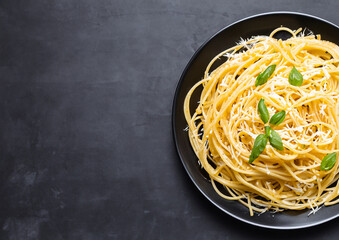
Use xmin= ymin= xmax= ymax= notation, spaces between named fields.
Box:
xmin=183 ymin=27 xmax=339 ymax=215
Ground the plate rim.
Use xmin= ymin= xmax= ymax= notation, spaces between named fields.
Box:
xmin=172 ymin=11 xmax=339 ymax=230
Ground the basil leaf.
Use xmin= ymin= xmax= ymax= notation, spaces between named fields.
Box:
xmin=255 ymin=64 xmax=276 ymax=86
xmin=269 ymin=129 xmax=284 ymax=151
xmin=249 ymin=134 xmax=268 ymax=164
xmin=265 ymin=126 xmax=271 ymax=137
xmin=258 ymin=98 xmax=269 ymax=124
xmin=320 ymin=152 xmax=337 ymax=171
xmin=289 ymin=66 xmax=303 ymax=86
xmin=269 ymin=111 xmax=286 ymax=126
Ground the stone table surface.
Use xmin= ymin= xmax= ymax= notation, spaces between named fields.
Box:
xmin=1 ymin=0 xmax=339 ymax=239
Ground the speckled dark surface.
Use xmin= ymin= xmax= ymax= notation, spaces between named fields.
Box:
xmin=1 ymin=0 xmax=339 ymax=239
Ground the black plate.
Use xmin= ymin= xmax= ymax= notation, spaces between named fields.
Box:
xmin=172 ymin=12 xmax=339 ymax=229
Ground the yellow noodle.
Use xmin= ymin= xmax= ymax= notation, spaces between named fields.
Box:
xmin=183 ymin=27 xmax=339 ymax=216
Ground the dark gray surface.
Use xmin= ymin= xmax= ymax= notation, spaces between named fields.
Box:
xmin=1 ymin=0 xmax=339 ymax=239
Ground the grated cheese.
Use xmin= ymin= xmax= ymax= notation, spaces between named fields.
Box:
xmin=285 ymin=184 xmax=303 ymax=193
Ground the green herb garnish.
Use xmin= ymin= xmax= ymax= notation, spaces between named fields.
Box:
xmin=268 ymin=128 xmax=284 ymax=151
xmin=289 ymin=66 xmax=303 ymax=86
xmin=265 ymin=126 xmax=271 ymax=137
xmin=255 ymin=65 xmax=276 ymax=86
xmin=269 ymin=111 xmax=286 ymax=126
xmin=249 ymin=134 xmax=268 ymax=164
xmin=249 ymin=101 xmax=287 ymax=163
xmin=258 ymin=99 xmax=269 ymax=124
xmin=320 ymin=152 xmax=337 ymax=171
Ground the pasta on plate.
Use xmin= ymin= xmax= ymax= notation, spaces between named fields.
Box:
xmin=184 ymin=27 xmax=339 ymax=216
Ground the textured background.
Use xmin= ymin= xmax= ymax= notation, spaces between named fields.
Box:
xmin=1 ymin=0 xmax=339 ymax=239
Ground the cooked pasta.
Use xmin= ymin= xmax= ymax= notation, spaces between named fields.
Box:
xmin=183 ymin=27 xmax=339 ymax=216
